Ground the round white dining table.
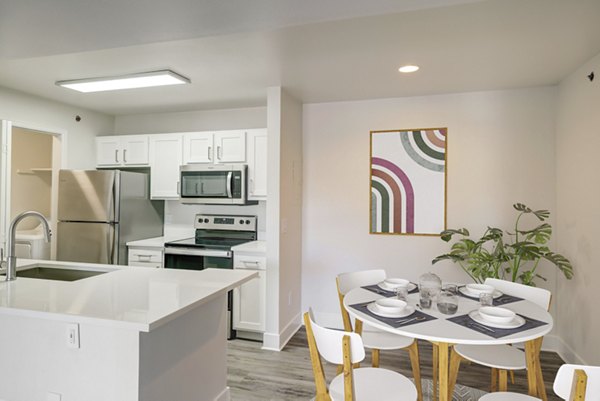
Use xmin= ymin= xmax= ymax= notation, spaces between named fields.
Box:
xmin=343 ymin=287 xmax=554 ymax=401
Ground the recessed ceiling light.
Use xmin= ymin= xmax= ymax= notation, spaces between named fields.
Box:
xmin=398 ymin=65 xmax=420 ymax=73
xmin=56 ymin=70 xmax=190 ymax=93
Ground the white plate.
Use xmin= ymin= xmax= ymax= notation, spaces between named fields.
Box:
xmin=378 ymin=281 xmax=417 ymax=292
xmin=459 ymin=286 xmax=503 ymax=299
xmin=367 ymin=303 xmax=415 ymax=318
xmin=468 ymin=310 xmax=526 ymax=329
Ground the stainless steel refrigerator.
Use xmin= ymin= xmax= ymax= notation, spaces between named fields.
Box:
xmin=57 ymin=170 xmax=164 ymax=265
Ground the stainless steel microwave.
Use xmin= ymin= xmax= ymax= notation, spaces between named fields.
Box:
xmin=179 ymin=164 xmax=256 ymax=205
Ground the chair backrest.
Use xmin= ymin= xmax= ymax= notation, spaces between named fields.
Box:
xmin=337 ymin=269 xmax=387 ymax=295
xmin=304 ymin=309 xmax=365 ymax=401
xmin=336 ymin=270 xmax=387 ymax=332
xmin=554 ymin=364 xmax=600 ymax=400
xmin=484 ymin=278 xmax=552 ymax=310
xmin=307 ymin=309 xmax=365 ymax=364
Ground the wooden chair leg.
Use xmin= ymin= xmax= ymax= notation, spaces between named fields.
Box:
xmin=491 ymin=368 xmax=498 ymax=392
xmin=448 ymin=347 xmax=462 ymax=398
xmin=510 ymin=370 xmax=516 ymax=384
xmin=407 ymin=341 xmax=423 ymax=401
xmin=499 ymin=369 xmax=508 ymax=392
xmin=336 ymin=365 xmax=343 ymax=375
xmin=342 ymin=335 xmax=354 ymax=401
xmin=372 ymin=348 xmax=380 ymax=368
xmin=432 ymin=343 xmax=438 ymax=401
xmin=570 ymin=369 xmax=587 ymax=401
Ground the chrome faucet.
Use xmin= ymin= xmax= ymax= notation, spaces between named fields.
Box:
xmin=4 ymin=211 xmax=51 ymax=281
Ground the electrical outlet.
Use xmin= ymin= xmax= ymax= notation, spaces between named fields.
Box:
xmin=66 ymin=323 xmax=80 ymax=349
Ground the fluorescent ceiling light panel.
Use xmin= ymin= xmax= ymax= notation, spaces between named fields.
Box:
xmin=56 ymin=70 xmax=190 ymax=93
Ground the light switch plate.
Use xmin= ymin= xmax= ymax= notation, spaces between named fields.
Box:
xmin=66 ymin=323 xmax=80 ymax=348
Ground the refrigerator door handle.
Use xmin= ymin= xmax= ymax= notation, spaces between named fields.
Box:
xmin=109 ymin=223 xmax=118 ymax=264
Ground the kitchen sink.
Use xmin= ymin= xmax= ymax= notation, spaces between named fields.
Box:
xmin=15 ymin=265 xmax=108 ymax=282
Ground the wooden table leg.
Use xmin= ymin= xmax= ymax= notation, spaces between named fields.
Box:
xmin=525 ymin=337 xmax=547 ymax=399
xmin=432 ymin=343 xmax=438 ymax=401
xmin=438 ymin=342 xmax=450 ymax=401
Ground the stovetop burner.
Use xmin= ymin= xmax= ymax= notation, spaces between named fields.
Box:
xmin=164 ymin=214 xmax=258 ymax=250
xmin=165 ymin=237 xmax=251 ymax=249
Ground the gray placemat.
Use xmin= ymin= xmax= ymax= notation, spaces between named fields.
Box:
xmin=349 ymin=301 xmax=437 ymax=328
xmin=447 ymin=313 xmax=548 ymax=338
xmin=361 ymin=283 xmax=419 ymax=297
xmin=458 ymin=286 xmax=524 ymax=306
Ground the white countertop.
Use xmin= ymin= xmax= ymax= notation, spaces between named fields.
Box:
xmin=0 ymin=259 xmax=256 ymax=332
xmin=231 ymin=240 xmax=266 ymax=255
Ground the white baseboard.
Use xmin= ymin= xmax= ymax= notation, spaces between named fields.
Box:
xmin=262 ymin=312 xmax=302 ymax=351
xmin=544 ymin=334 xmax=587 ymax=365
xmin=214 ymin=387 xmax=230 ymax=401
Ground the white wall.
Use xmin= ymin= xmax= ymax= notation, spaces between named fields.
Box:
xmin=114 ymin=106 xmax=266 ymax=134
xmin=302 ymin=88 xmax=559 ymax=327
xmin=0 ymin=86 xmax=114 ymax=169
xmin=555 ymin=52 xmax=600 ymax=365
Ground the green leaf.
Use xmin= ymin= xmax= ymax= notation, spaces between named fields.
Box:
xmin=513 ymin=203 xmax=532 ymax=213
xmin=439 ymin=228 xmax=469 ymax=242
xmin=519 ymin=223 xmax=552 ymax=244
xmin=543 ymin=252 xmax=574 ymax=279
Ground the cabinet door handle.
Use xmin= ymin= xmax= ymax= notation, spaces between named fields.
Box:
xmin=138 ymin=255 xmax=152 ymax=262
xmin=242 ymin=260 xmax=260 ymax=266
xmin=217 ymin=146 xmax=222 ymax=160
xmin=208 ymin=146 xmax=212 ymax=160
xmin=115 ymin=149 xmax=119 ymax=163
xmin=176 ymin=181 xmax=180 ymax=195
xmin=250 ymin=178 xmax=255 ymax=194
xmin=123 ymin=149 xmax=127 ymax=163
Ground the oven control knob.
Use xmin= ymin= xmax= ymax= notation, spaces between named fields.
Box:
xmin=239 ymin=219 xmax=244 ymax=224
xmin=204 ymin=218 xmax=209 ymax=223
xmin=245 ymin=220 xmax=251 ymax=225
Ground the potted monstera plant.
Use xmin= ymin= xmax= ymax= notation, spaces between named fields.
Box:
xmin=432 ymin=203 xmax=573 ymax=286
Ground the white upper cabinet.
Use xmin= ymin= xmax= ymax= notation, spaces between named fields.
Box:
xmin=96 ymin=135 xmax=149 ymax=167
xmin=183 ymin=132 xmax=213 ymax=164
xmin=183 ymin=130 xmax=246 ymax=164
xmin=247 ymin=129 xmax=267 ymax=200
xmin=149 ymin=134 xmax=183 ymax=199
xmin=214 ymin=130 xmax=246 ymax=163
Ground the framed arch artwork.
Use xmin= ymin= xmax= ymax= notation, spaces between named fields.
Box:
xmin=370 ymin=128 xmax=447 ymax=236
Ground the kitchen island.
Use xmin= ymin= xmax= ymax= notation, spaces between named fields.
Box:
xmin=0 ymin=259 xmax=257 ymax=401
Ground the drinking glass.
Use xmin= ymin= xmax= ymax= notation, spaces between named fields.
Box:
xmin=395 ymin=286 xmax=409 ymax=302
xmin=479 ymin=292 xmax=494 ymax=306
xmin=419 ymin=288 xmax=434 ymax=309
xmin=437 ymin=290 xmax=459 ymax=315
xmin=442 ymin=283 xmax=458 ymax=295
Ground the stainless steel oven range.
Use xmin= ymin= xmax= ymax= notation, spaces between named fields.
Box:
xmin=164 ymin=214 xmax=257 ymax=339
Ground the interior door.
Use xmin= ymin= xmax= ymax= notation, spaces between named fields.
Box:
xmin=0 ymin=120 xmax=12 ymax=253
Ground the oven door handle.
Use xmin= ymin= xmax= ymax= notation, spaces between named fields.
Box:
xmin=164 ymin=247 xmax=232 ymax=258
xmin=226 ymin=171 xmax=233 ymax=198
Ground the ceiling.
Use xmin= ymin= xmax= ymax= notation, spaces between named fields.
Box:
xmin=0 ymin=0 xmax=598 ymax=116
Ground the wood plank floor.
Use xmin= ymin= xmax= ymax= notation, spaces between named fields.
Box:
xmin=228 ymin=328 xmax=565 ymax=401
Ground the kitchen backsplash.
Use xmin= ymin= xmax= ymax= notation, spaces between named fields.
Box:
xmin=163 ymin=200 xmax=267 ymax=239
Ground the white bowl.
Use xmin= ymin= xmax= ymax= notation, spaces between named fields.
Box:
xmin=465 ymin=283 xmax=495 ymax=296
xmin=383 ymin=278 xmax=410 ymax=289
xmin=375 ymin=298 xmax=407 ymax=314
xmin=478 ymin=306 xmax=516 ymax=324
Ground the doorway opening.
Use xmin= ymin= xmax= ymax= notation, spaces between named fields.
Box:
xmin=1 ymin=121 xmax=64 ymax=261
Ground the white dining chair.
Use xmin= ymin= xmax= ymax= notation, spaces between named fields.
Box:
xmin=304 ymin=309 xmax=418 ymax=401
xmin=478 ymin=363 xmax=600 ymax=400
xmin=336 ymin=270 xmax=423 ymax=401
xmin=449 ymin=278 xmax=552 ymax=394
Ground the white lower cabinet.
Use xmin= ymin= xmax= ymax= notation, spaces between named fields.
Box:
xmin=128 ymin=247 xmax=163 ymax=268
xmin=233 ymin=254 xmax=266 ymax=332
